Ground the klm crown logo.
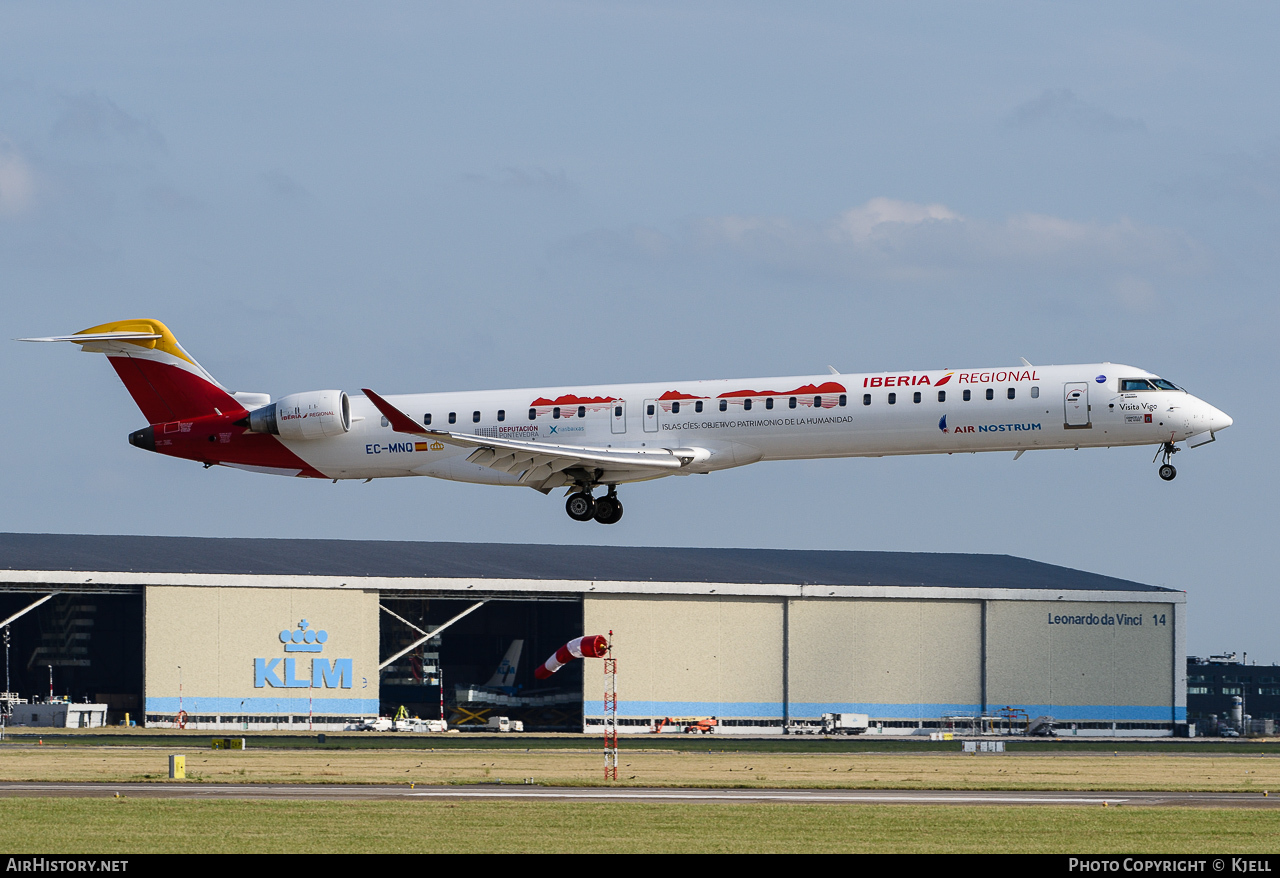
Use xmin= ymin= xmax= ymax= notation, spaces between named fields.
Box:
xmin=280 ymin=619 xmax=328 ymax=653
xmin=256 ymin=618 xmax=352 ymax=690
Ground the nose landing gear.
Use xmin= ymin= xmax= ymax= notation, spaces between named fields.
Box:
xmin=565 ymin=485 xmax=624 ymax=524
xmin=1154 ymin=442 xmax=1179 ymax=481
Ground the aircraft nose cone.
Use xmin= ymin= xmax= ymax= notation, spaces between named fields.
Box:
xmin=1209 ymin=406 xmax=1232 ymax=432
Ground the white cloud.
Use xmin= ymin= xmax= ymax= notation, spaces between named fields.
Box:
xmin=691 ymin=197 xmax=1203 ymax=279
xmin=0 ymin=140 xmax=36 ymax=216
xmin=831 ymin=197 xmax=959 ymax=242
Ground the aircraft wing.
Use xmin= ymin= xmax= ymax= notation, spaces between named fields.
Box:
xmin=363 ymin=388 xmax=699 ymax=490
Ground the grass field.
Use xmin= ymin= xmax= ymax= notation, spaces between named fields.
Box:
xmin=2 ymin=742 xmax=1280 ymax=792
xmin=4 ymin=734 xmax=1280 ymax=853
xmin=2 ymin=799 xmax=1279 ymax=854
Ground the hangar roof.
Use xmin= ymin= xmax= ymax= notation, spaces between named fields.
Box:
xmin=0 ymin=532 xmax=1172 ymax=593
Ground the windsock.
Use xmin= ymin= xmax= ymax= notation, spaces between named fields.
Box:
xmin=534 ymin=634 xmax=609 ymax=680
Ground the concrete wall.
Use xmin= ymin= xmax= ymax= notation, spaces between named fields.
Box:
xmin=144 ymin=586 xmax=379 ymax=718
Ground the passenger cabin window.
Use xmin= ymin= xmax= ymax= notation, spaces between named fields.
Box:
xmin=614 ymin=405 xmax=622 ymax=417
xmin=577 ymin=405 xmax=586 ymax=418
xmin=888 ymin=393 xmax=896 ymax=405
xmin=838 ymin=394 xmax=846 ymax=406
xmin=913 ymin=391 xmax=921 ymax=404
xmin=720 ymin=400 xmax=727 ymax=412
xmin=448 ymin=412 xmax=457 ymax=424
xmin=472 ymin=411 xmax=480 ymax=423
xmin=985 ymin=388 xmax=994 ymax=400
xmin=553 ymin=407 xmax=561 ymax=419
xmin=695 ymin=401 xmax=703 ymax=413
xmin=671 ymin=401 xmax=680 ymax=414
xmin=1007 ymin=388 xmax=1015 ymax=400
xmin=646 ymin=404 xmax=655 ymax=416
xmin=1030 ymin=386 xmax=1039 ymax=399
xmin=423 ymin=413 xmax=432 ymax=426
xmin=789 ymin=397 xmax=797 ymax=409
xmin=744 ymin=398 xmax=753 ymax=410
xmin=863 ymin=394 xmax=871 ymax=405
xmin=937 ymin=391 xmax=946 ymax=402
xmin=813 ymin=396 xmax=822 ymax=407
xmin=497 ymin=409 xmax=505 ymax=422
xmin=765 ymin=397 xmax=774 ymax=410
xmin=528 ymin=408 xmax=536 ymax=420
xmin=963 ymin=390 xmax=971 ymax=401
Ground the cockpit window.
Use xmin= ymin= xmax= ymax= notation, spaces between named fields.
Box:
xmin=1122 ymin=377 xmax=1183 ymax=392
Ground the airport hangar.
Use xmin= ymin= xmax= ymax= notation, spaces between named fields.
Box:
xmin=0 ymin=533 xmax=1186 ymax=735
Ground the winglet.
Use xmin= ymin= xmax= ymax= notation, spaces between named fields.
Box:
xmin=362 ymin=389 xmax=431 ymax=436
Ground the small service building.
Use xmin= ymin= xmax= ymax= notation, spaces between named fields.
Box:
xmin=0 ymin=533 xmax=1186 ymax=735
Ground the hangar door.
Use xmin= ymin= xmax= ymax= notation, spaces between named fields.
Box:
xmin=584 ymin=595 xmax=784 ymax=721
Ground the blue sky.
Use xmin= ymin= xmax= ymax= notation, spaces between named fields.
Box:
xmin=2 ymin=3 xmax=1277 ymax=659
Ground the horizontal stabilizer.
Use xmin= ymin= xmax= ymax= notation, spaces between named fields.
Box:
xmin=19 ymin=331 xmax=164 ymax=343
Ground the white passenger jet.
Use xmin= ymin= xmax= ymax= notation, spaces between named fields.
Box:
xmin=24 ymin=319 xmax=1233 ymax=524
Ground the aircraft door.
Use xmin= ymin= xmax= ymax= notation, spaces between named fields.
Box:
xmin=611 ymin=400 xmax=627 ymax=434
xmin=642 ymin=399 xmax=659 ymax=433
xmin=1064 ymin=382 xmax=1090 ymax=428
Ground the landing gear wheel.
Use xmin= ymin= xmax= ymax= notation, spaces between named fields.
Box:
xmin=1154 ymin=441 xmax=1180 ymax=481
xmin=593 ymin=496 xmax=624 ymax=524
xmin=566 ymin=492 xmax=596 ymax=522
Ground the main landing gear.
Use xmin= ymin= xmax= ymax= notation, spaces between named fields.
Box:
xmin=565 ymin=486 xmax=624 ymax=525
xmin=1154 ymin=441 xmax=1179 ymax=481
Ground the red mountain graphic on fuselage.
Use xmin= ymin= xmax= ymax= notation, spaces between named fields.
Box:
xmin=717 ymin=381 xmax=846 ymax=399
xmin=530 ymin=394 xmax=620 ymax=407
xmin=657 ymin=390 xmax=706 ymax=401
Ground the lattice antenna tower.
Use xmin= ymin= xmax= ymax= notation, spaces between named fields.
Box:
xmin=603 ymin=630 xmax=618 ymax=781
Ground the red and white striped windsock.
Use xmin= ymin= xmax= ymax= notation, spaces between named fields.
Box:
xmin=534 ymin=634 xmax=609 ymax=680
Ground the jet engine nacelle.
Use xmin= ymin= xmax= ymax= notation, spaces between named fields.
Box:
xmin=248 ymin=390 xmax=351 ymax=440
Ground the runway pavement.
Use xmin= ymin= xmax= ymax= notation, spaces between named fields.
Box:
xmin=1 ymin=782 xmax=1277 ymax=808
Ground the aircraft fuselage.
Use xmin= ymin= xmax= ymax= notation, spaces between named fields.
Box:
xmin=23 ymin=321 xmax=1232 ymax=524
xmin=213 ymin=363 xmax=1229 ymax=484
